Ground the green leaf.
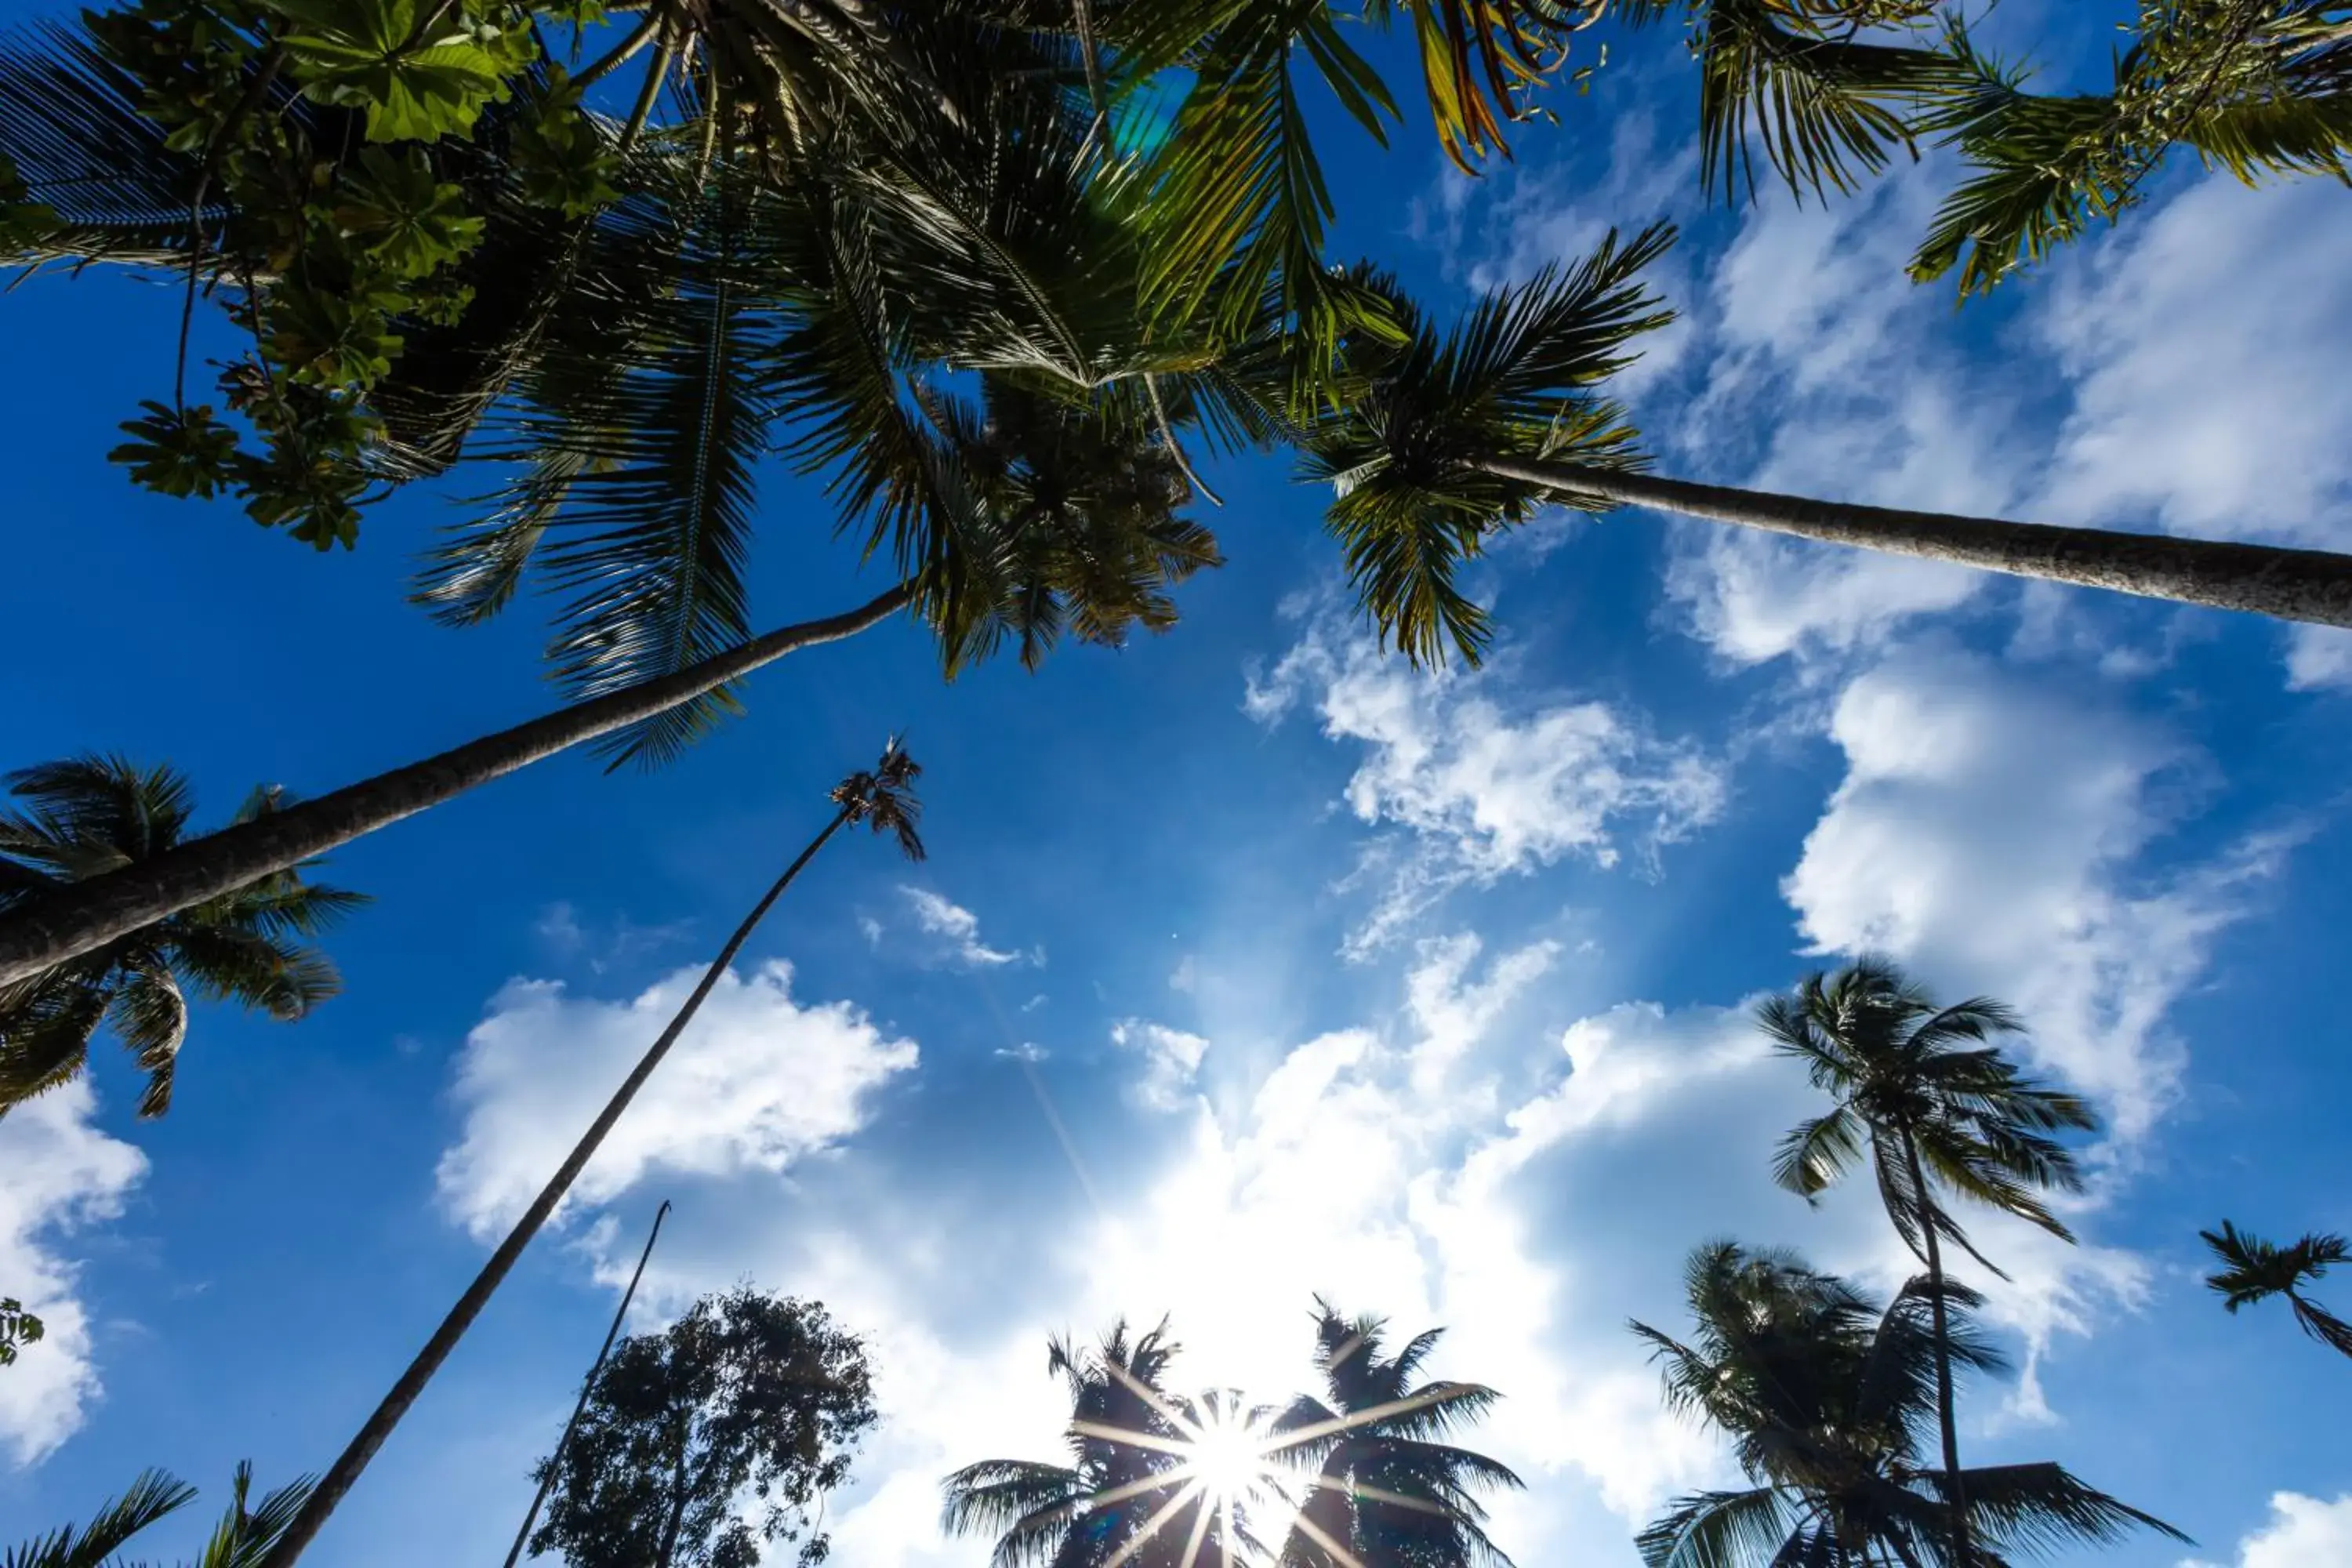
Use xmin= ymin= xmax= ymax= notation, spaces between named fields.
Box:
xmin=263 ymin=0 xmax=530 ymax=142
xmin=332 ymin=145 xmax=484 ymax=278
xmin=109 ymin=401 xmax=244 ymax=499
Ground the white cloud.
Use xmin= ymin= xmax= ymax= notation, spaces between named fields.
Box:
xmin=1248 ymin=614 xmax=1727 ymax=954
xmin=2038 ymin=179 xmax=2352 ymax=549
xmin=435 ymin=961 xmax=917 ymax=1240
xmin=1658 ymin=164 xmax=2017 ymax=667
xmin=0 ymin=1080 xmax=147 ymax=1466
xmin=900 ymin=887 xmax=1029 ymax=968
xmin=2186 ymin=1493 xmax=2352 ymax=1568
xmin=1784 ymin=646 xmax=2281 ymax=1142
xmin=1109 ymin=1019 xmax=1210 ymax=1112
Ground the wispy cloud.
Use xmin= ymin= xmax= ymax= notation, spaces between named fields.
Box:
xmin=899 ymin=887 xmax=1035 ymax=969
xmin=1249 ymin=609 xmax=1727 ymax=956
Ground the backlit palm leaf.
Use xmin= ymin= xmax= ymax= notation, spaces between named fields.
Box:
xmin=2202 ymin=1219 xmax=2352 ymax=1359
xmin=2 ymin=1468 xmax=197 ymax=1568
xmin=1300 ymin=224 xmax=1675 ymax=664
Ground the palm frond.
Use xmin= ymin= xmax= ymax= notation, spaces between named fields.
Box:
xmin=1687 ymin=0 xmax=1968 ymax=203
xmin=0 ymin=21 xmax=213 ymax=266
xmin=1 ymin=1468 xmax=197 ymax=1568
xmin=1636 ymin=1486 xmax=1799 ymax=1568
xmin=0 ymin=971 xmax=111 ymax=1116
xmin=1940 ymin=1461 xmax=2190 ymax=1555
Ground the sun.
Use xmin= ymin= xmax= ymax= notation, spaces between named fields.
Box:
xmin=1182 ymin=1393 xmax=1280 ymax=1510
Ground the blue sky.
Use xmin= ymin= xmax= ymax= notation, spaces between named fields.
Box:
xmin=5 ymin=4 xmax=2352 ymax=1565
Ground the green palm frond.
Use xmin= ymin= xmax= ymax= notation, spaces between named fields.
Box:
xmin=0 ymin=972 xmax=111 ymax=1116
xmin=0 ymin=21 xmax=212 ymax=266
xmin=2 ymin=1468 xmax=198 ymax=1568
xmin=1770 ymin=1105 xmax=1867 ymax=1200
xmin=1675 ymin=0 xmax=1971 ymax=203
xmin=0 ymin=757 xmax=358 ymax=1117
xmin=1635 ymin=1485 xmax=1799 ymax=1568
xmin=1301 ymin=223 xmax=1675 ymax=666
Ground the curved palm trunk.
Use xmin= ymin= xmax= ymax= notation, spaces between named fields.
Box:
xmin=500 ymin=1199 xmax=672 ymax=1568
xmin=1899 ymin=1127 xmax=1970 ymax=1568
xmin=1478 ymin=456 xmax=2352 ymax=630
xmin=260 ymin=804 xmax=856 ymax=1568
xmin=0 ymin=583 xmax=911 ymax=989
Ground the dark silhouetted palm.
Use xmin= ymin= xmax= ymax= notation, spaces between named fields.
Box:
xmin=1759 ymin=960 xmax=2096 ymax=1566
xmin=0 ymin=757 xmax=363 ymax=1118
xmin=1274 ymin=1298 xmax=1521 ymax=1568
xmin=1304 ymin=227 xmax=2352 ymax=671
xmin=1632 ymin=1241 xmax=2184 ymax=1568
xmin=264 ymin=742 xmax=926 ymax=1568
xmin=942 ymin=1318 xmax=1221 ymax=1568
xmin=2203 ymin=1219 xmax=2352 ymax=1362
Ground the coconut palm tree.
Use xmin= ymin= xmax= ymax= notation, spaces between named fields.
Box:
xmin=2203 ymin=1219 xmax=2352 ymax=1362
xmin=1613 ymin=1 xmax=2352 ymax=297
xmin=1303 ymin=224 xmax=2352 ymax=670
xmin=1757 ymin=960 xmax=2097 ymax=1567
xmin=261 ymin=742 xmax=926 ymax=1568
xmin=1632 ymin=1240 xmax=2184 ymax=1568
xmin=1272 ymin=1299 xmax=1522 ymax=1568
xmin=0 ymin=757 xmax=364 ymax=1118
xmin=0 ymin=7 xmax=1234 ymax=993
xmin=942 ymin=1318 xmax=1220 ymax=1568
xmin=7 ymin=1464 xmax=312 ymax=1568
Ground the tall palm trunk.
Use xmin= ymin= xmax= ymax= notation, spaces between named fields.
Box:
xmin=1899 ymin=1125 xmax=1969 ymax=1568
xmin=260 ymin=804 xmax=858 ymax=1568
xmin=1477 ymin=456 xmax=2352 ymax=630
xmin=0 ymin=584 xmax=911 ymax=989
xmin=500 ymin=1199 xmax=672 ymax=1568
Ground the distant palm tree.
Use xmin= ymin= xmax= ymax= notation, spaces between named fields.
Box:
xmin=7 ymin=1463 xmax=311 ymax=1568
xmin=1758 ymin=959 xmax=2096 ymax=1566
xmin=0 ymin=757 xmax=364 ymax=1118
xmin=2203 ymin=1220 xmax=2352 ymax=1362
xmin=942 ymin=1318 xmax=1212 ymax=1568
xmin=263 ymin=742 xmax=927 ymax=1568
xmin=1274 ymin=1299 xmax=1520 ymax=1568
xmin=1632 ymin=1241 xmax=2184 ymax=1568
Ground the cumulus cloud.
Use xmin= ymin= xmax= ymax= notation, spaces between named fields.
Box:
xmin=899 ymin=887 xmax=1031 ymax=968
xmin=1247 ymin=614 xmax=1727 ymax=954
xmin=1109 ymin=1020 xmax=1210 ymax=1112
xmin=0 ymin=1080 xmax=147 ymax=1466
xmin=2186 ymin=1493 xmax=2352 ymax=1568
xmin=1656 ymin=163 xmax=2013 ymax=667
xmin=436 ymin=961 xmax=917 ymax=1239
xmin=1784 ymin=646 xmax=2281 ymax=1142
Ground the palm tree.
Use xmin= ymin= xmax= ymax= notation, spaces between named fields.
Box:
xmin=2203 ymin=1219 xmax=2352 ymax=1361
xmin=0 ymin=757 xmax=364 ymax=1118
xmin=500 ymin=1199 xmax=674 ymax=1568
xmin=1757 ymin=960 xmax=2096 ymax=1568
xmin=1273 ymin=1299 xmax=1521 ymax=1568
xmin=0 ymin=7 xmax=1231 ymax=993
xmin=260 ymin=742 xmax=927 ymax=1568
xmin=1632 ymin=1240 xmax=2184 ymax=1568
xmin=6 ymin=1464 xmax=312 ymax=1568
xmin=1305 ymin=223 xmax=2352 ymax=670
xmin=942 ymin=1318 xmax=1217 ymax=1568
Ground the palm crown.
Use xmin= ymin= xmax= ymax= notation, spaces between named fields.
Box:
xmin=0 ymin=757 xmax=364 ymax=1118
xmin=1299 ymin=227 xmax=1675 ymax=666
xmin=1273 ymin=1299 xmax=1521 ymax=1568
xmin=1760 ymin=960 xmax=2096 ymax=1270
xmin=2202 ymin=1219 xmax=2352 ymax=1360
xmin=1632 ymin=1241 xmax=2183 ymax=1568
xmin=942 ymin=1319 xmax=1225 ymax=1568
